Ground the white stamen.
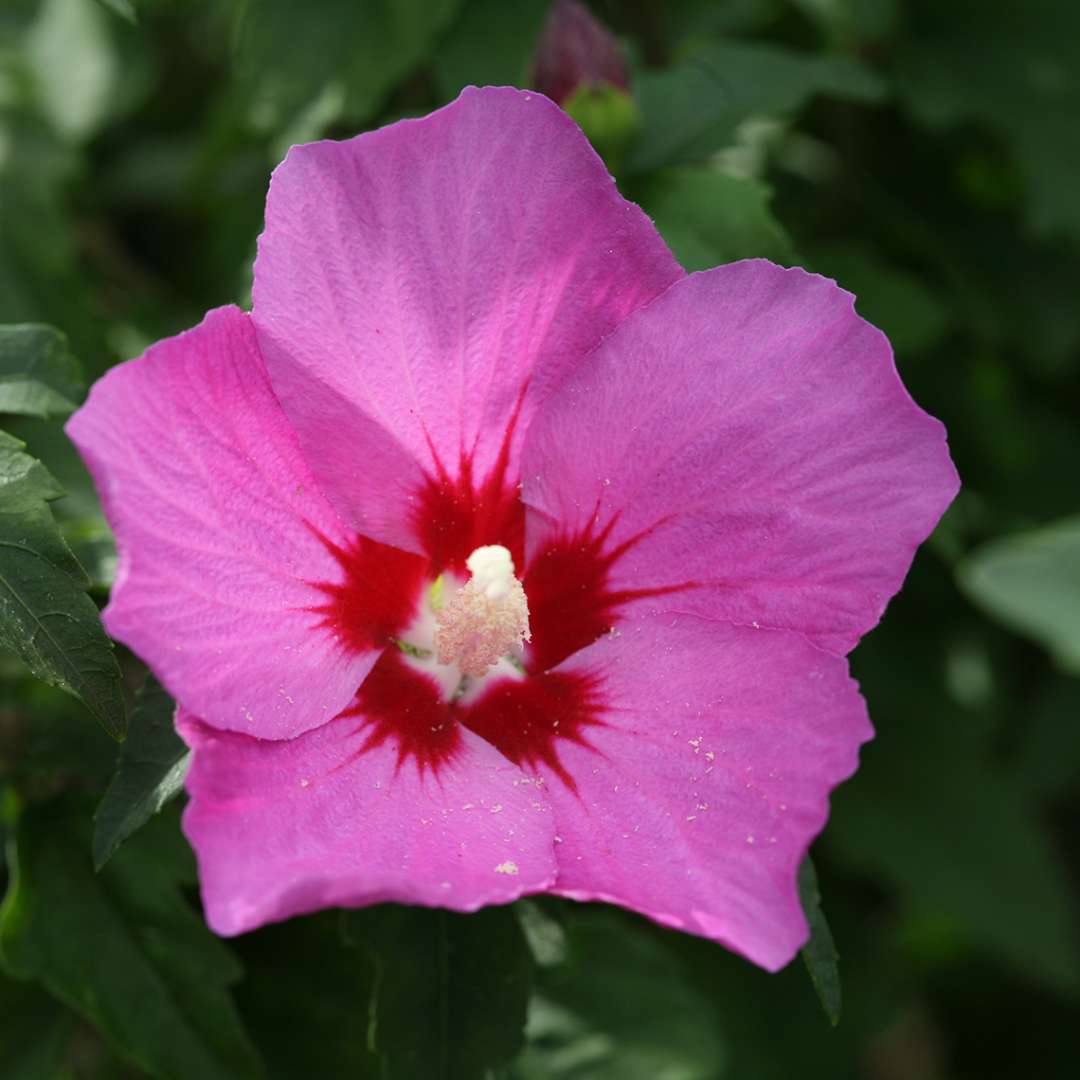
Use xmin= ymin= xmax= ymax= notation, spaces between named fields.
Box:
xmin=466 ymin=545 xmax=516 ymax=600
xmin=434 ymin=545 xmax=530 ymax=678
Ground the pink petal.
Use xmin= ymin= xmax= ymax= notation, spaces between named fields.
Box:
xmin=65 ymin=306 xmax=396 ymax=740
xmin=539 ymin=612 xmax=872 ymax=971
xmin=522 ymin=261 xmax=960 ymax=657
xmin=179 ymin=657 xmax=557 ymax=936
xmin=251 ymin=85 xmax=682 ymax=554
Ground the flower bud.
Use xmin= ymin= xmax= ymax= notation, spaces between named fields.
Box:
xmin=531 ymin=0 xmax=629 ymax=105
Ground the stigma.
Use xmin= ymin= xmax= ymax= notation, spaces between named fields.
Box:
xmin=434 ymin=546 xmax=530 ymax=678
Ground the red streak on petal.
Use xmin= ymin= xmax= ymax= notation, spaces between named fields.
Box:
xmin=337 ymin=654 xmax=605 ymax=787
xmin=412 ymin=388 xmax=528 ymax=574
xmin=413 ymin=458 xmax=524 ymax=578
xmin=340 ymin=650 xmax=461 ymax=773
xmin=309 ymin=532 xmax=428 ymax=656
xmin=524 ymin=517 xmax=695 ymax=673
xmin=461 ymin=670 xmax=605 ymax=793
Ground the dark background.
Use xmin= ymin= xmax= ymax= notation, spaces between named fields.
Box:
xmin=1 ymin=1 xmax=1078 ymax=1077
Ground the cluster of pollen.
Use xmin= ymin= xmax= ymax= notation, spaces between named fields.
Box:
xmin=434 ymin=545 xmax=530 ymax=678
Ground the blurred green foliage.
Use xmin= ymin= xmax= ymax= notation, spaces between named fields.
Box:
xmin=1 ymin=0 xmax=1079 ymax=1076
xmin=92 ymin=675 xmax=189 ymax=871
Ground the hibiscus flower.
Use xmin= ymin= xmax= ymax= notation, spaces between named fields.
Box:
xmin=67 ymin=87 xmax=958 ymax=971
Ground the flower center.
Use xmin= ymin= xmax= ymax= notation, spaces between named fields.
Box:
xmin=396 ymin=544 xmax=530 ymax=701
xmin=435 ymin=545 xmax=531 ymax=677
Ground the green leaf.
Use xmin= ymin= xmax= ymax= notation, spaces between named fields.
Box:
xmin=0 ymin=798 xmax=265 ymax=1080
xmin=0 ymin=324 xmax=82 ymax=418
xmin=3 ymin=681 xmax=119 ymax=794
xmin=234 ymin=914 xmax=380 ymax=1080
xmin=94 ymin=0 xmax=137 ymax=22
xmin=798 ymin=856 xmax=842 ymax=1026
xmin=516 ymin=909 xmax=725 ymax=1080
xmin=345 ymin=904 xmax=532 ymax=1079
xmin=0 ymin=108 xmax=102 ymax=362
xmin=627 ymin=40 xmax=883 ymax=174
xmin=432 ymin=0 xmax=549 ymax=98
xmin=516 ymin=898 xmax=568 ymax=968
xmin=3 ymin=415 xmax=116 ymax=589
xmin=0 ymin=429 xmax=66 ymax=512
xmin=828 ymin=718 xmax=1080 ymax=993
xmin=0 ymin=429 xmax=125 ymax=738
xmin=1016 ymin=677 xmax=1080 ymax=802
xmin=636 ymin=167 xmax=795 ymax=270
xmin=235 ymin=0 xmax=461 ymax=142
xmin=894 ymin=0 xmax=1080 ymax=240
xmin=0 ymin=968 xmax=75 ymax=1079
xmin=789 ymin=0 xmax=900 ymax=45
xmin=958 ymin=516 xmax=1080 ymax=672
xmin=93 ymin=676 xmax=190 ymax=871
xmin=810 ymin=247 xmax=949 ymax=355
xmin=27 ymin=0 xmax=119 ymax=144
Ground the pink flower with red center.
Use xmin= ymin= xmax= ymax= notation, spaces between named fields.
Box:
xmin=67 ymin=87 xmax=958 ymax=971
